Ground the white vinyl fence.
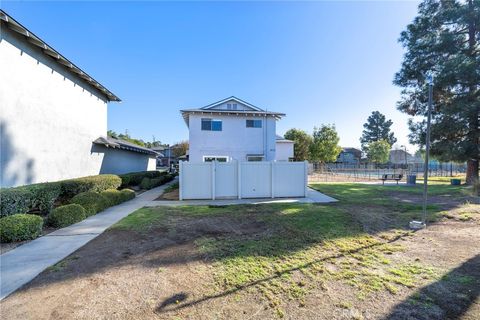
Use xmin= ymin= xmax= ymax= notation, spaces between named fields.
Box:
xmin=179 ymin=161 xmax=308 ymax=200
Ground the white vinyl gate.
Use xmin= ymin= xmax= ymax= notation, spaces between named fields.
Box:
xmin=179 ymin=161 xmax=308 ymax=200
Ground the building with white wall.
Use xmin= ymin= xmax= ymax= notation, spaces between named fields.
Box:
xmin=181 ymin=97 xmax=293 ymax=163
xmin=0 ymin=10 xmax=156 ymax=187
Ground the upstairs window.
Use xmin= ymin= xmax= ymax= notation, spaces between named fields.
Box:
xmin=232 ymin=103 xmax=238 ymax=110
xmin=227 ymin=104 xmax=232 ymax=110
xmin=201 ymin=118 xmax=222 ymax=131
xmin=246 ymin=119 xmax=262 ymax=128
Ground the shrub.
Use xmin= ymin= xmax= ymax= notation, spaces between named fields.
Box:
xmin=119 ymin=171 xmax=167 ymax=187
xmin=60 ymin=174 xmax=122 ymax=199
xmin=0 ymin=188 xmax=32 ymax=217
xmin=100 ymin=189 xmax=124 ymax=206
xmin=70 ymin=192 xmax=109 ymax=216
xmin=140 ymin=177 xmax=152 ymax=190
xmin=0 ymin=214 xmax=43 ymax=242
xmin=28 ymin=182 xmax=62 ymax=214
xmin=47 ymin=204 xmax=86 ymax=228
xmin=0 ymin=182 xmax=61 ymax=216
xmin=120 ymin=189 xmax=135 ymax=201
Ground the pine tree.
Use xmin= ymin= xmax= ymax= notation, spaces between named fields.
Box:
xmin=360 ymin=111 xmax=397 ymax=151
xmin=394 ymin=0 xmax=480 ymax=186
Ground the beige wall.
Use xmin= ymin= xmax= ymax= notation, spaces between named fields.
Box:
xmin=0 ymin=27 xmax=108 ymax=187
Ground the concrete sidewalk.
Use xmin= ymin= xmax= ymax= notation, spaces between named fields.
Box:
xmin=0 ymin=180 xmax=176 ymax=300
xmin=146 ymin=187 xmax=337 ymax=207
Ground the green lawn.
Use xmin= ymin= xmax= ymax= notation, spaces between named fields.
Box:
xmin=110 ymin=182 xmax=475 ymax=317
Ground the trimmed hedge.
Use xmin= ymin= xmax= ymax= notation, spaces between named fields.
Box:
xmin=0 ymin=214 xmax=44 ymax=243
xmin=101 ymin=189 xmax=124 ymax=206
xmin=119 ymin=171 xmax=167 ymax=188
xmin=120 ymin=189 xmax=136 ymax=201
xmin=139 ymin=174 xmax=175 ymax=190
xmin=60 ymin=174 xmax=122 ymax=199
xmin=0 ymin=188 xmax=32 ymax=217
xmin=70 ymin=192 xmax=109 ymax=216
xmin=0 ymin=175 xmax=121 ymax=217
xmin=0 ymin=182 xmax=61 ymax=217
xmin=29 ymin=183 xmax=62 ymax=214
xmin=47 ymin=204 xmax=86 ymax=228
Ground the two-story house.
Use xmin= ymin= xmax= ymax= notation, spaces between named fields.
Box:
xmin=181 ymin=97 xmax=293 ymax=163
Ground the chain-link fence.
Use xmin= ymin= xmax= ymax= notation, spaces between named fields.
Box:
xmin=308 ymin=162 xmax=466 ymax=183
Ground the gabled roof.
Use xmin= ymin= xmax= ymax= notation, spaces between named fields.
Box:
xmin=0 ymin=10 xmax=120 ymax=102
xmin=180 ymin=96 xmax=285 ymax=126
xmin=93 ymin=137 xmax=158 ymax=156
xmin=201 ymin=96 xmax=264 ymax=111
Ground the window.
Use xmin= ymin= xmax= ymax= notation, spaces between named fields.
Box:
xmin=201 ymin=118 xmax=222 ymax=131
xmin=246 ymin=119 xmax=262 ymax=128
xmin=247 ymin=155 xmax=264 ymax=162
xmin=203 ymin=156 xmax=228 ymax=162
xmin=232 ymin=103 xmax=238 ymax=110
xmin=227 ymin=104 xmax=232 ymax=110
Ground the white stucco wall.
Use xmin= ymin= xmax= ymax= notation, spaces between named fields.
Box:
xmin=0 ymin=27 xmax=109 ymax=187
xmin=275 ymin=141 xmax=294 ymax=161
xmin=188 ymin=114 xmax=277 ymax=162
xmin=93 ymin=146 xmax=157 ymax=174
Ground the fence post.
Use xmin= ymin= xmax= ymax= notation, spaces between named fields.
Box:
xmin=304 ymin=161 xmax=308 ymax=197
xmin=179 ymin=161 xmax=183 ymax=201
xmin=211 ymin=161 xmax=216 ymax=200
xmin=271 ymin=161 xmax=275 ymax=198
xmin=237 ymin=160 xmax=242 ymax=199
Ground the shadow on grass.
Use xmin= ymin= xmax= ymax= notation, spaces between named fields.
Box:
xmin=384 ymin=254 xmax=480 ymax=320
xmin=156 ymin=231 xmax=410 ymax=313
xmin=8 ymin=183 xmax=473 ymax=313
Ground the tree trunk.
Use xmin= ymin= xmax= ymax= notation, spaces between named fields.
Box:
xmin=466 ymin=159 xmax=479 ymax=187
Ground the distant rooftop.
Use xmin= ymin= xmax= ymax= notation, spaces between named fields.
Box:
xmin=93 ymin=137 xmax=158 ymax=155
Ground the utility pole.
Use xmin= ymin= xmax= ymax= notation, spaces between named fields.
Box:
xmin=411 ymin=74 xmax=433 ymax=230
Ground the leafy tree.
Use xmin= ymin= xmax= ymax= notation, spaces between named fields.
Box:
xmin=309 ymin=124 xmax=342 ymax=163
xmin=284 ymin=128 xmax=313 ymax=161
xmin=360 ymin=111 xmax=397 ymax=151
xmin=107 ymin=130 xmax=161 ymax=148
xmin=394 ymin=0 xmax=480 ymax=186
xmin=366 ymin=140 xmax=391 ymax=164
xmin=172 ymin=140 xmax=189 ymax=158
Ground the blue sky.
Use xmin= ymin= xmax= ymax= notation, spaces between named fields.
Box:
xmin=3 ymin=1 xmax=420 ymax=151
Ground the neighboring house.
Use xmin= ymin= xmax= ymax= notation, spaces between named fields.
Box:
xmin=180 ymin=96 xmax=293 ymax=162
xmin=275 ymin=135 xmax=294 ymax=161
xmin=0 ymin=11 xmax=154 ymax=187
xmin=92 ymin=137 xmax=158 ymax=174
xmin=389 ymin=149 xmax=423 ymax=165
xmin=336 ymin=147 xmax=362 ymax=164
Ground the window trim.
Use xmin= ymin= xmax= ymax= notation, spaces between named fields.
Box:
xmin=203 ymin=156 xmax=229 ymax=162
xmin=246 ymin=119 xmax=262 ymax=128
xmin=201 ymin=118 xmax=222 ymax=131
xmin=246 ymin=155 xmax=264 ymax=162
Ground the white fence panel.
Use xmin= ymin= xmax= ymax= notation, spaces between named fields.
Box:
xmin=180 ymin=161 xmax=308 ymax=200
xmin=273 ymin=162 xmax=306 ymax=197
xmin=180 ymin=162 xmax=212 ymax=200
xmin=240 ymin=162 xmax=272 ymax=198
xmin=215 ymin=162 xmax=238 ymax=199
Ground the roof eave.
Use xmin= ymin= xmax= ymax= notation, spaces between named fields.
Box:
xmin=0 ymin=10 xmax=121 ymax=102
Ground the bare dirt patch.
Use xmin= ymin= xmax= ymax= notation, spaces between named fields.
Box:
xmin=1 ymin=190 xmax=479 ymax=320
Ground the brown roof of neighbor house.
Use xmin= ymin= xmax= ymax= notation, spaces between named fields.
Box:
xmin=93 ymin=137 xmax=158 ymax=156
xmin=0 ymin=10 xmax=121 ymax=102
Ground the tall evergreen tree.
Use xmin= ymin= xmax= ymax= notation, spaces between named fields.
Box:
xmin=360 ymin=111 xmax=397 ymax=150
xmin=394 ymin=0 xmax=480 ymax=186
